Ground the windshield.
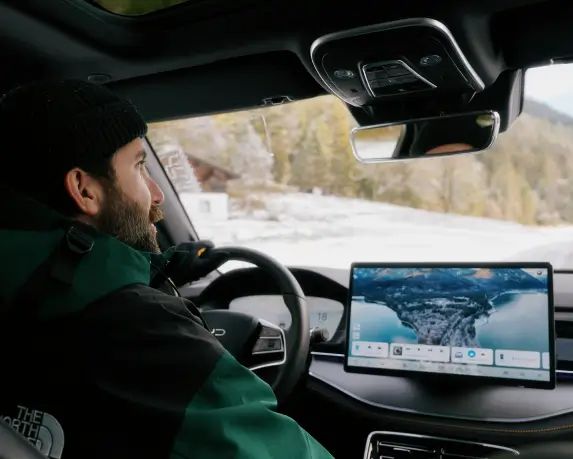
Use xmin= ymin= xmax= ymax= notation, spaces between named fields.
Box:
xmin=147 ymin=64 xmax=573 ymax=271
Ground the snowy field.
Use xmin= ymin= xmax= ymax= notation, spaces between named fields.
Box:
xmin=181 ymin=193 xmax=573 ymax=271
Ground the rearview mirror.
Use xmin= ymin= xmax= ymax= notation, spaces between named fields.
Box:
xmin=351 ymin=111 xmax=500 ymax=163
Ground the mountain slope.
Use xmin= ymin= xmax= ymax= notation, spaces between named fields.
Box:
xmin=523 ymin=99 xmax=573 ymax=128
xmin=354 ymin=267 xmax=544 ymax=301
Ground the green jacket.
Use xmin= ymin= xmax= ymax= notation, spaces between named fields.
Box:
xmin=0 ymin=190 xmax=334 ymax=459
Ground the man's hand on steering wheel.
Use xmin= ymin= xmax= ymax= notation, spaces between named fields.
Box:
xmin=165 ymin=240 xmax=229 ymax=287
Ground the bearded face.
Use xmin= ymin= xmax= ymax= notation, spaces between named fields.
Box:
xmin=95 ymin=180 xmax=164 ymax=253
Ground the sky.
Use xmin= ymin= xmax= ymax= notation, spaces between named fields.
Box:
xmin=525 ymin=64 xmax=573 ymax=116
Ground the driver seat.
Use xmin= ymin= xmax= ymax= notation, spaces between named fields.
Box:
xmin=0 ymin=420 xmax=46 ymax=458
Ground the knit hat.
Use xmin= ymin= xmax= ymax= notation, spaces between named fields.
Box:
xmin=0 ymin=78 xmax=148 ymax=182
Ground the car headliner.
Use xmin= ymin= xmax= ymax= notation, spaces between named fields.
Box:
xmin=0 ymin=0 xmax=570 ymax=122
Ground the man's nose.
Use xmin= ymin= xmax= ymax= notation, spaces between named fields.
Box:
xmin=148 ymin=177 xmax=165 ymax=206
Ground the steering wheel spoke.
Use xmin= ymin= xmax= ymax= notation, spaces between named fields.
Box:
xmin=249 ymin=320 xmax=287 ymax=371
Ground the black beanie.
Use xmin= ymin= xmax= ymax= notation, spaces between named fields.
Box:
xmin=0 ymin=78 xmax=147 ymax=180
xmin=0 ymin=79 xmax=148 ymax=213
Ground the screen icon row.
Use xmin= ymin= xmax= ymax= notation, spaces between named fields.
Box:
xmin=346 ymin=356 xmax=551 ymax=381
xmin=351 ymin=341 xmax=551 ymax=369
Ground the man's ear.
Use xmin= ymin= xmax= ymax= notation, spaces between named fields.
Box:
xmin=63 ymin=168 xmax=103 ymax=216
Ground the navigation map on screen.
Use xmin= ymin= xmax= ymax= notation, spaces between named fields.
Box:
xmin=346 ymin=265 xmax=553 ymax=384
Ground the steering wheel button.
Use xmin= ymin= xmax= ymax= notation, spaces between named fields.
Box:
xmin=253 ymin=337 xmax=283 ymax=353
xmin=266 ymin=340 xmax=280 ymax=349
xmin=260 ymin=326 xmax=281 ymax=337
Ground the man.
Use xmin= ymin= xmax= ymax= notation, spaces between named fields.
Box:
xmin=425 ymin=143 xmax=474 ymax=154
xmin=414 ymin=114 xmax=494 ymax=156
xmin=0 ymin=79 xmax=334 ymax=459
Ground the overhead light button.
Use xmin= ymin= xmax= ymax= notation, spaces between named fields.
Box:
xmin=334 ymin=69 xmax=355 ymax=79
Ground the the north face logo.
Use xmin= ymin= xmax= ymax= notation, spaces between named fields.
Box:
xmin=1 ymin=405 xmax=64 ymax=458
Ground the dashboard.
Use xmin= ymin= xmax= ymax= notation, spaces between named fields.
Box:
xmin=229 ymin=295 xmax=344 ymax=339
xmin=190 ymin=266 xmax=573 ymax=457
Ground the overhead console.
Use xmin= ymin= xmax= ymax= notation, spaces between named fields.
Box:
xmin=310 ymin=18 xmax=485 ymax=107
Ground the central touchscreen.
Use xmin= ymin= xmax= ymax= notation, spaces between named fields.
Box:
xmin=345 ymin=263 xmax=555 ymax=389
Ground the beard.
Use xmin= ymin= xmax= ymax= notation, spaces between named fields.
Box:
xmin=95 ymin=182 xmax=164 ymax=253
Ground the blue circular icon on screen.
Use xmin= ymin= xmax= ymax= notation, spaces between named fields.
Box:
xmin=468 ymin=350 xmax=476 ymax=358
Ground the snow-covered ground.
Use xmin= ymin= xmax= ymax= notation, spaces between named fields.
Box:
xmin=183 ymin=193 xmax=573 ymax=271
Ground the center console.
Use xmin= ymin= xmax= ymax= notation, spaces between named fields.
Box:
xmin=364 ymin=432 xmax=518 ymax=459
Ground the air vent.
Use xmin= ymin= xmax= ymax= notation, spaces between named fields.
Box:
xmin=375 ymin=441 xmax=434 ymax=459
xmin=441 ymin=442 xmax=517 ymax=459
xmin=364 ymin=432 xmax=518 ymax=459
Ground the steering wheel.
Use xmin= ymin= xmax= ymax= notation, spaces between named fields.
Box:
xmin=197 ymin=246 xmax=310 ymax=402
